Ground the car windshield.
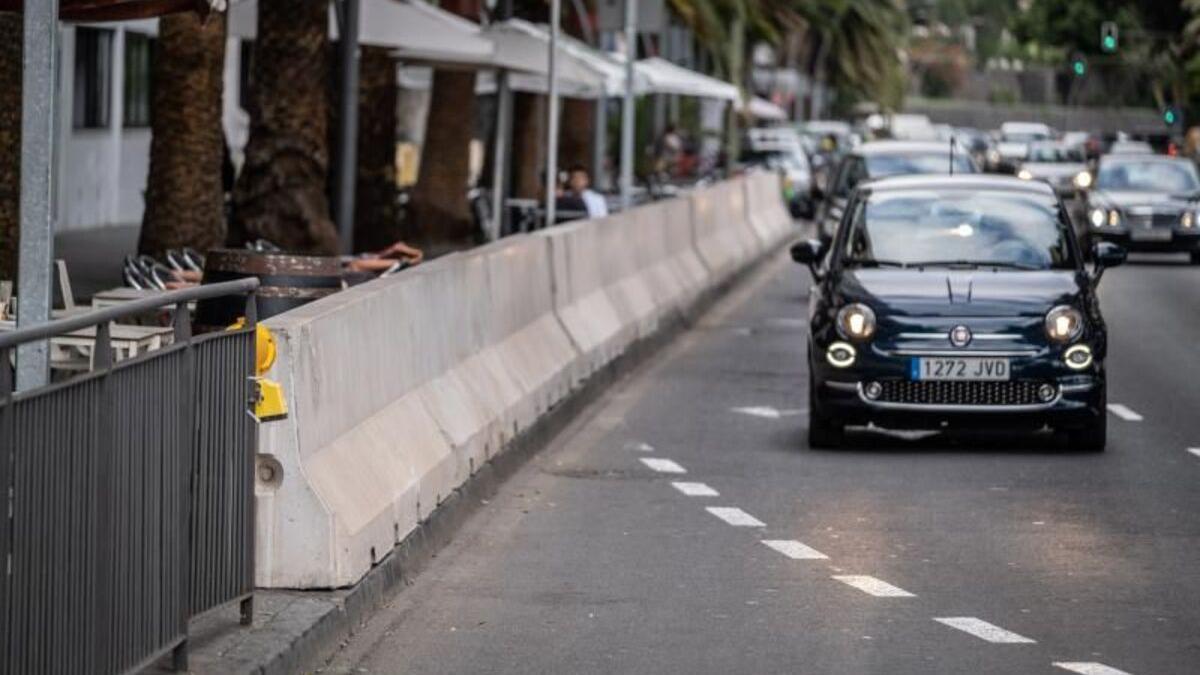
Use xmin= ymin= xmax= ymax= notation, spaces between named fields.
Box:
xmin=1095 ymin=160 xmax=1200 ymax=193
xmin=842 ymin=189 xmax=1074 ymax=270
xmin=1027 ymin=146 xmax=1083 ymax=162
xmin=866 ymin=153 xmax=975 ymax=177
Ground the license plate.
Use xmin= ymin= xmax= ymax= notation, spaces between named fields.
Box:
xmin=1132 ymin=228 xmax=1172 ymax=242
xmin=911 ymin=357 xmax=1010 ymax=381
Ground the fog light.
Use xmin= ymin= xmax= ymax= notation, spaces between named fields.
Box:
xmin=1064 ymin=344 xmax=1093 ymax=370
xmin=1037 ymin=384 xmax=1058 ymax=402
xmin=863 ymin=381 xmax=882 ymax=400
xmin=826 ymin=341 xmax=856 ymax=368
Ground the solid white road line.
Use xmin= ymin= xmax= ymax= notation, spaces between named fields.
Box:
xmin=761 ymin=539 xmax=829 ymax=560
xmin=1187 ymin=448 xmax=1200 ymax=460
xmin=640 ymin=458 xmax=686 ymax=474
xmin=1106 ymin=404 xmax=1143 ymax=421
xmin=1053 ymin=662 xmax=1134 ymax=675
xmin=831 ymin=575 xmax=915 ymax=597
xmin=933 ymin=617 xmax=1036 ymax=644
xmin=671 ymin=481 xmax=719 ymax=497
xmin=705 ymin=507 xmax=766 ymax=527
xmin=730 ymin=406 xmax=805 ymax=419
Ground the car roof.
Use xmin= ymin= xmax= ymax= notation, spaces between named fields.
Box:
xmin=852 ymin=140 xmax=953 ymax=156
xmin=858 ymin=174 xmax=1056 ymax=196
xmin=1000 ymin=121 xmax=1052 ymax=133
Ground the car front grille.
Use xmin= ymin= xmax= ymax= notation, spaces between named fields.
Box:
xmin=1125 ymin=212 xmax=1180 ymax=228
xmin=873 ymin=380 xmax=1050 ymax=407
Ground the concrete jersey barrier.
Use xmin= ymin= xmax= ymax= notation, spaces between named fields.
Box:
xmin=255 ymin=178 xmax=790 ymax=589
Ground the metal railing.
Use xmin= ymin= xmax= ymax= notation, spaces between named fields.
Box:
xmin=0 ymin=278 xmax=260 ymax=674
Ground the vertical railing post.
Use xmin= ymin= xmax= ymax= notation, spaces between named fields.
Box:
xmin=0 ymin=346 xmax=11 ymax=670
xmin=176 ymin=300 xmax=195 ymax=668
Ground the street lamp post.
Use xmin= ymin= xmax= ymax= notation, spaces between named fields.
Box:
xmin=16 ymin=0 xmax=59 ymax=391
xmin=544 ymin=0 xmax=562 ymax=228
xmin=333 ymin=0 xmax=362 ymax=255
xmin=620 ymin=0 xmax=637 ymax=211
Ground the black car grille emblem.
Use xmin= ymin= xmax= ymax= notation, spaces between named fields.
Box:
xmin=949 ymin=325 xmax=972 ymax=348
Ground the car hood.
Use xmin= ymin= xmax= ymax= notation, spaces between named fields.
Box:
xmin=997 ymin=142 xmax=1028 ymax=159
xmin=839 ymin=269 xmax=1080 ymax=317
xmin=1090 ymin=190 xmax=1198 ymax=212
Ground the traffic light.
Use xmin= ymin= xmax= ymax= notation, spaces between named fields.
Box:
xmin=1071 ymin=53 xmax=1086 ymax=77
xmin=1163 ymin=106 xmax=1179 ymax=127
xmin=1101 ymin=21 xmax=1118 ymax=53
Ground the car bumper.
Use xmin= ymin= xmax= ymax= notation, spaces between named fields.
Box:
xmin=810 ymin=345 xmax=1106 ymax=431
xmin=1090 ymin=229 xmax=1200 ymax=252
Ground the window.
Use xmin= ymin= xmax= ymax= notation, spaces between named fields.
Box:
xmin=73 ymin=27 xmax=113 ymax=129
xmin=123 ymin=33 xmax=154 ymax=128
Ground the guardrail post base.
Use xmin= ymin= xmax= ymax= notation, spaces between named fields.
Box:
xmin=240 ymin=596 xmax=254 ymax=626
xmin=172 ymin=640 xmax=188 ymax=671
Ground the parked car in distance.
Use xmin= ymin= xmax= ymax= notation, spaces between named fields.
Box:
xmin=1016 ymin=141 xmax=1091 ymax=197
xmin=989 ymin=121 xmax=1054 ymax=173
xmin=743 ymin=127 xmax=816 ymax=218
xmin=793 ymin=174 xmax=1122 ymax=451
xmin=815 ymin=140 xmax=977 ymax=243
xmin=1084 ymin=154 xmax=1200 ymax=262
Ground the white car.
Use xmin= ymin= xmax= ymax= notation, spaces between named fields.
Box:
xmin=989 ymin=121 xmax=1054 ymax=173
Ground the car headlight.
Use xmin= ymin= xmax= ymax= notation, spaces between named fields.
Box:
xmin=1064 ymin=344 xmax=1094 ymax=370
xmin=1073 ymin=171 xmax=1093 ymax=190
xmin=825 ymin=341 xmax=857 ymax=368
xmin=1089 ymin=208 xmax=1105 ymax=228
xmin=1183 ymin=211 xmax=1196 ymax=228
xmin=836 ymin=303 xmax=876 ymax=341
xmin=1017 ymin=169 xmax=1034 ymax=180
xmin=1045 ymin=305 xmax=1084 ymax=343
xmin=1107 ymin=209 xmax=1121 ymax=227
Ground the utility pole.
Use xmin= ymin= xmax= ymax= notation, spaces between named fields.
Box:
xmin=333 ymin=0 xmax=362 ymax=254
xmin=16 ymin=0 xmax=59 ymax=391
xmin=544 ymin=0 xmax=561 ymax=227
xmin=620 ymin=0 xmax=637 ymax=210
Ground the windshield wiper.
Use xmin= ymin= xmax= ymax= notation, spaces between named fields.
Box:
xmin=843 ymin=257 xmax=908 ymax=268
xmin=903 ymin=259 xmax=1040 ymax=270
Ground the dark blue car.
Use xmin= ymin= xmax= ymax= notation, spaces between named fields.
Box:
xmin=792 ymin=175 xmax=1126 ymax=450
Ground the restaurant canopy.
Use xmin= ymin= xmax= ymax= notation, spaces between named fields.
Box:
xmin=484 ymin=19 xmax=609 ymax=99
xmin=228 ymin=0 xmax=494 ymax=68
xmin=634 ymin=57 xmax=740 ymax=101
xmin=0 ymin=0 xmax=218 ymax=21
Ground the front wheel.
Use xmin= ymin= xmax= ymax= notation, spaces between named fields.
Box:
xmin=808 ymin=378 xmax=843 ymax=449
xmin=1065 ymin=387 xmax=1107 ymax=452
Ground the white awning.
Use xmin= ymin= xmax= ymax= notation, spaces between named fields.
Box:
xmin=484 ymin=19 xmax=609 ymax=98
xmin=741 ymin=96 xmax=789 ymax=121
xmin=634 ymin=57 xmax=740 ymax=101
xmin=228 ymin=0 xmax=495 ymax=68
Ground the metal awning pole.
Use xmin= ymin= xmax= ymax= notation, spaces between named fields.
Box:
xmin=544 ymin=0 xmax=561 ymax=228
xmin=489 ymin=71 xmax=512 ymax=240
xmin=16 ymin=0 xmax=60 ymax=391
xmin=592 ymin=98 xmax=607 ymax=191
xmin=333 ymin=0 xmax=362 ymax=254
xmin=619 ymin=0 xmax=637 ymax=210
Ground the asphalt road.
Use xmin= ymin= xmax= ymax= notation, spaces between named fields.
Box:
xmin=322 ymin=239 xmax=1200 ymax=675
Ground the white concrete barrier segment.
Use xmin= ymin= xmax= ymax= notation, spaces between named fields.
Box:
xmin=744 ymin=170 xmax=793 ymax=246
xmin=256 ymin=178 xmax=789 ymax=589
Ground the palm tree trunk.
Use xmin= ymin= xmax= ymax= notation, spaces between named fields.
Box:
xmin=510 ymin=92 xmax=545 ymax=199
xmin=0 ymin=12 xmax=20 ymax=282
xmin=352 ymin=45 xmax=400 ymax=253
xmin=138 ymin=11 xmax=227 ymax=257
xmin=231 ymin=0 xmax=339 ymax=255
xmin=407 ymin=69 xmax=476 ymax=246
xmin=407 ymin=0 xmax=479 ymax=248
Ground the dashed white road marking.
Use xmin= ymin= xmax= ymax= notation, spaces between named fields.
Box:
xmin=731 ymin=406 xmax=804 ymax=420
xmin=640 ymin=458 xmax=686 ymax=474
xmin=832 ymin=575 xmax=915 ymax=597
xmin=1053 ymin=662 xmax=1134 ymax=675
xmin=1187 ymin=448 xmax=1200 ymax=460
xmin=706 ymin=507 xmax=766 ymax=527
xmin=625 ymin=441 xmax=655 ymax=452
xmin=761 ymin=539 xmax=828 ymax=560
xmin=934 ymin=617 xmax=1036 ymax=644
xmin=671 ymin=481 xmax=719 ymax=497
xmin=1106 ymin=404 xmax=1143 ymax=421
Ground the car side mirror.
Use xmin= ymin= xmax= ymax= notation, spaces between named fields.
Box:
xmin=1091 ymin=241 xmax=1126 ymax=282
xmin=790 ymin=239 xmax=825 ymax=280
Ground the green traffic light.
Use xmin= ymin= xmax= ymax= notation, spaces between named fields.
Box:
xmin=1165 ymin=109 xmax=1177 ymax=125
xmin=1102 ymin=35 xmax=1116 ymax=52
xmin=1072 ymin=61 xmax=1086 ymax=76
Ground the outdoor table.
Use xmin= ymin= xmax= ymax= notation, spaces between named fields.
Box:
xmin=0 ymin=320 xmax=176 ymax=371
